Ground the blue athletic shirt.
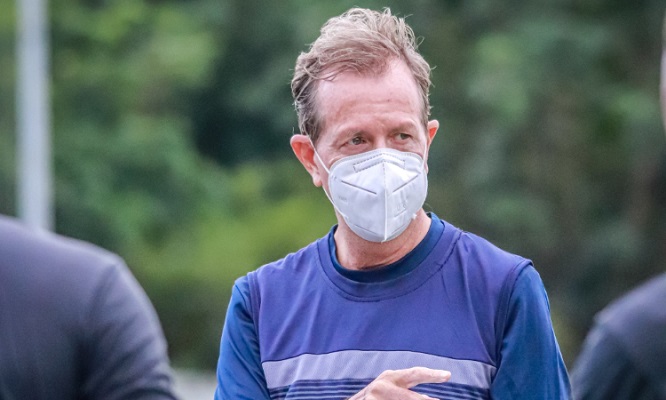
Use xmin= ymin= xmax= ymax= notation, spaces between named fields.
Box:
xmin=215 ymin=214 xmax=571 ymax=399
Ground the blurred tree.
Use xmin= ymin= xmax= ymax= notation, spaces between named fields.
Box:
xmin=190 ymin=0 xmax=394 ymax=166
xmin=0 ymin=0 xmax=16 ymax=216
xmin=1 ymin=0 xmax=665 ymax=370
xmin=49 ymin=0 xmax=227 ymax=252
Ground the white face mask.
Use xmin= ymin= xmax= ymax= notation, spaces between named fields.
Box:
xmin=313 ymin=144 xmax=429 ymax=243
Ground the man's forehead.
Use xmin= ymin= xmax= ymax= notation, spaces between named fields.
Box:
xmin=316 ymin=61 xmax=418 ymax=104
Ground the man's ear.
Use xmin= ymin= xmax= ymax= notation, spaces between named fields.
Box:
xmin=424 ymin=120 xmax=439 ymax=172
xmin=427 ymin=119 xmax=439 ymax=143
xmin=290 ymin=134 xmax=323 ymax=187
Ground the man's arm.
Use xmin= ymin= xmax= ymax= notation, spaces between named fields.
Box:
xmin=491 ymin=266 xmax=571 ymax=399
xmin=81 ymin=260 xmax=177 ymax=400
xmin=215 ymin=277 xmax=270 ymax=400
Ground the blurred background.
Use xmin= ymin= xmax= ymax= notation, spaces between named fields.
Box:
xmin=1 ymin=0 xmax=665 ymax=396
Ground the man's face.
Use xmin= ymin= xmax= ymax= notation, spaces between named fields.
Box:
xmin=309 ymin=60 xmax=439 ymax=193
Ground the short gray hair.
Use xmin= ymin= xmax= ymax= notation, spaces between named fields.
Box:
xmin=291 ymin=8 xmax=432 ymax=143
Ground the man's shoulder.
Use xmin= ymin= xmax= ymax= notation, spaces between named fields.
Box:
xmin=243 ymin=235 xmax=325 ymax=284
xmin=452 ymin=227 xmax=531 ymax=274
xmin=433 ymin=222 xmax=535 ymax=310
xmin=230 ymin=236 xmax=326 ymax=318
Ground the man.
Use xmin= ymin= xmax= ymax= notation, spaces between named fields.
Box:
xmin=571 ymin=16 xmax=666 ymax=399
xmin=0 ymin=215 xmax=178 ymax=400
xmin=215 ymin=8 xmax=570 ymax=400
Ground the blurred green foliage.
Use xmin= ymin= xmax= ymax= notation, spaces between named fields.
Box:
xmin=1 ymin=0 xmax=665 ymax=369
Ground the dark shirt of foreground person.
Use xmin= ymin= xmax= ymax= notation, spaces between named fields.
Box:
xmin=0 ymin=215 xmax=178 ymax=400
xmin=571 ymin=273 xmax=666 ymax=400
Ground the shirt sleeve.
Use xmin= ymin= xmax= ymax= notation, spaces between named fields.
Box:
xmin=571 ymin=325 xmax=661 ymax=400
xmin=215 ymin=276 xmax=270 ymax=400
xmin=81 ymin=260 xmax=177 ymax=400
xmin=490 ymin=265 xmax=572 ymax=400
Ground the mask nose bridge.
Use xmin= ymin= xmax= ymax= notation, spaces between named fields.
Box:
xmin=351 ymin=152 xmax=405 ymax=173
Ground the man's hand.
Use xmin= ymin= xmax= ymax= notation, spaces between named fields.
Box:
xmin=348 ymin=367 xmax=451 ymax=400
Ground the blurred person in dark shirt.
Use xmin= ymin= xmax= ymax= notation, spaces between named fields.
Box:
xmin=570 ymin=14 xmax=666 ymax=400
xmin=0 ymin=215 xmax=178 ymax=400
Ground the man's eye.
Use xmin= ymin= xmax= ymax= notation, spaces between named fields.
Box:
xmin=397 ymin=133 xmax=411 ymax=140
xmin=349 ymin=137 xmax=364 ymax=145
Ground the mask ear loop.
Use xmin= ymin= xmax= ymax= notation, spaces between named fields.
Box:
xmin=421 ymin=140 xmax=429 ymax=170
xmin=309 ymin=137 xmax=331 ymax=175
xmin=309 ymin=138 xmax=348 ymax=221
xmin=415 ymin=140 xmax=429 ymax=221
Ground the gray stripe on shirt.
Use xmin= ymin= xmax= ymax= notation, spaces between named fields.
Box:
xmin=262 ymin=350 xmax=495 ymax=390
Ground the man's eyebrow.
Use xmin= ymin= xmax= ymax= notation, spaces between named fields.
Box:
xmin=334 ymin=119 xmax=419 ymax=137
xmin=334 ymin=128 xmax=363 ymax=138
xmin=390 ymin=121 xmax=420 ymax=132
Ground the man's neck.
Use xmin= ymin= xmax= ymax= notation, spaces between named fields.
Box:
xmin=333 ymin=210 xmax=432 ymax=271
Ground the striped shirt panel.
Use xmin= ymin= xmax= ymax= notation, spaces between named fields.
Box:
xmin=268 ymin=379 xmax=490 ymax=400
xmin=263 ymin=350 xmax=494 ymax=400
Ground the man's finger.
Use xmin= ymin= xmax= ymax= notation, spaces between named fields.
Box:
xmin=380 ymin=367 xmax=451 ymax=388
